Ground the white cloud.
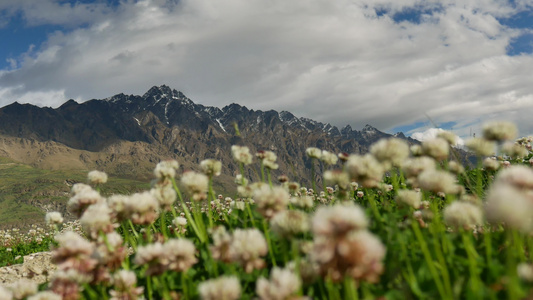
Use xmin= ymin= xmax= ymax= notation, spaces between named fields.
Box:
xmin=411 ymin=128 xmax=464 ymax=146
xmin=1 ymin=0 xmax=533 ymax=136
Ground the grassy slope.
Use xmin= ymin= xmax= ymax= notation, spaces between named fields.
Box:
xmin=0 ymin=157 xmax=150 ymax=229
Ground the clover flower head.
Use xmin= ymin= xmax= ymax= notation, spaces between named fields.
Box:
xmin=154 ymin=160 xmax=179 ymax=179
xmin=370 ymin=138 xmax=409 ymax=168
xmin=181 ymin=171 xmax=209 ymax=201
xmin=305 ymin=147 xmax=322 ymax=159
xmin=443 ymin=201 xmax=483 ymax=230
xmin=395 ymin=190 xmax=421 ymax=209
xmin=253 ymin=185 xmax=290 ymax=219
xmin=256 ymin=267 xmax=301 ymax=300
xmin=87 ymin=170 xmax=108 ymax=185
xmin=465 ymin=138 xmax=495 ymax=156
xmin=46 ymin=212 xmax=64 ymax=226
xmin=232 ymin=145 xmax=253 ymax=165
xmin=200 ymin=159 xmax=222 ymax=177
xmin=482 ymin=121 xmax=517 ymax=141
xmin=421 ymin=138 xmax=450 ymax=161
xmin=321 ymin=150 xmax=338 ymax=165
xmin=270 ymin=210 xmax=310 ymax=238
xmin=228 ymin=228 xmax=268 ymax=273
xmin=198 ymin=276 xmax=241 ymax=300
xmin=312 ymin=203 xmax=368 ymax=237
xmin=345 ymin=154 xmax=385 ymax=188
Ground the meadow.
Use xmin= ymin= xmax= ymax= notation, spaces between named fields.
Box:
xmin=1 ymin=121 xmax=532 ymax=300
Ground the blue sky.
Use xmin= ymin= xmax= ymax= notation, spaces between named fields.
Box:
xmin=1 ymin=0 xmax=533 ymax=140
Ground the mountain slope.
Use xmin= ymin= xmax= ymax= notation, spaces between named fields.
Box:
xmin=0 ymin=85 xmax=415 ymax=183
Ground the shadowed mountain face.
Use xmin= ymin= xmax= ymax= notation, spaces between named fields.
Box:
xmin=0 ymin=85 xmax=415 ymax=183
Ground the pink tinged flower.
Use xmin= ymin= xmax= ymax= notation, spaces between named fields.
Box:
xmin=52 ymin=231 xmax=97 ymax=274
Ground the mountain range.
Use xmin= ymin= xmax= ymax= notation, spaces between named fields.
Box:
xmin=0 ymin=85 xmax=415 ymax=186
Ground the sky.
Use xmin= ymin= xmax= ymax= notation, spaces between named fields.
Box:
xmin=1 ymin=0 xmax=533 ymax=140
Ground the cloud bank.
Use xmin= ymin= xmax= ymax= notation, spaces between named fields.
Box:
xmin=1 ymin=0 xmax=533 ymax=138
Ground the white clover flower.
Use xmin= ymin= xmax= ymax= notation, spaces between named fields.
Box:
xmin=198 ymin=276 xmax=241 ymax=300
xmin=370 ymin=138 xmax=409 ymax=169
xmin=256 ymin=267 xmax=301 ymax=300
xmin=501 ymin=142 xmax=528 ymax=158
xmin=290 ymin=196 xmax=314 ymax=208
xmin=448 ymin=160 xmax=465 ymax=175
xmin=71 ymin=183 xmax=93 ymax=196
xmin=110 ymin=269 xmax=144 ymax=300
xmin=252 ymin=185 xmax=290 ymax=219
xmin=312 ymin=203 xmax=368 ymax=237
xmin=134 ymin=242 xmax=166 ymax=276
xmin=262 ymin=159 xmax=279 ymax=170
xmin=483 ymin=121 xmax=517 ymax=141
xmin=45 ymin=212 xmax=64 ymax=226
xmin=154 ymin=160 xmax=179 ymax=179
xmin=437 ymin=130 xmax=459 ymax=146
xmin=443 ymin=201 xmax=483 ymax=230
xmin=321 ymin=150 xmax=338 ymax=165
xmin=67 ymin=188 xmax=105 ymax=218
xmin=483 ymin=157 xmax=500 ymax=171
xmin=465 ymin=138 xmax=495 ymax=156
xmin=418 ymin=169 xmax=460 ymax=194
xmin=229 ymin=228 xmax=268 ymax=273
xmin=324 ymin=170 xmax=350 ymax=190
xmin=200 ymin=159 xmax=222 ymax=177
xmin=270 ymin=210 xmax=310 ymax=238
xmin=306 ymin=147 xmax=322 ymax=159
xmin=151 ymin=184 xmax=176 ymax=210
xmin=494 ymin=165 xmax=533 ymax=190
xmin=181 ymin=171 xmax=209 ymax=201
xmin=163 ymin=238 xmax=198 ymax=272
xmin=173 ymin=217 xmax=187 ymax=227
xmin=126 ymin=192 xmax=160 ymax=225
xmin=517 ymin=263 xmax=533 ymax=282
xmin=345 ymin=154 xmax=385 ymax=188
xmin=87 ymin=170 xmax=108 ymax=185
xmin=234 ymin=174 xmax=248 ymax=185
xmin=80 ymin=203 xmax=114 ymax=238
xmin=395 ymin=190 xmax=421 ymax=209
xmin=421 ymin=138 xmax=450 ymax=161
xmin=231 ymin=145 xmax=253 ymax=165
xmin=485 ymin=184 xmax=533 ymax=232
xmin=410 ymin=144 xmax=422 ymax=156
